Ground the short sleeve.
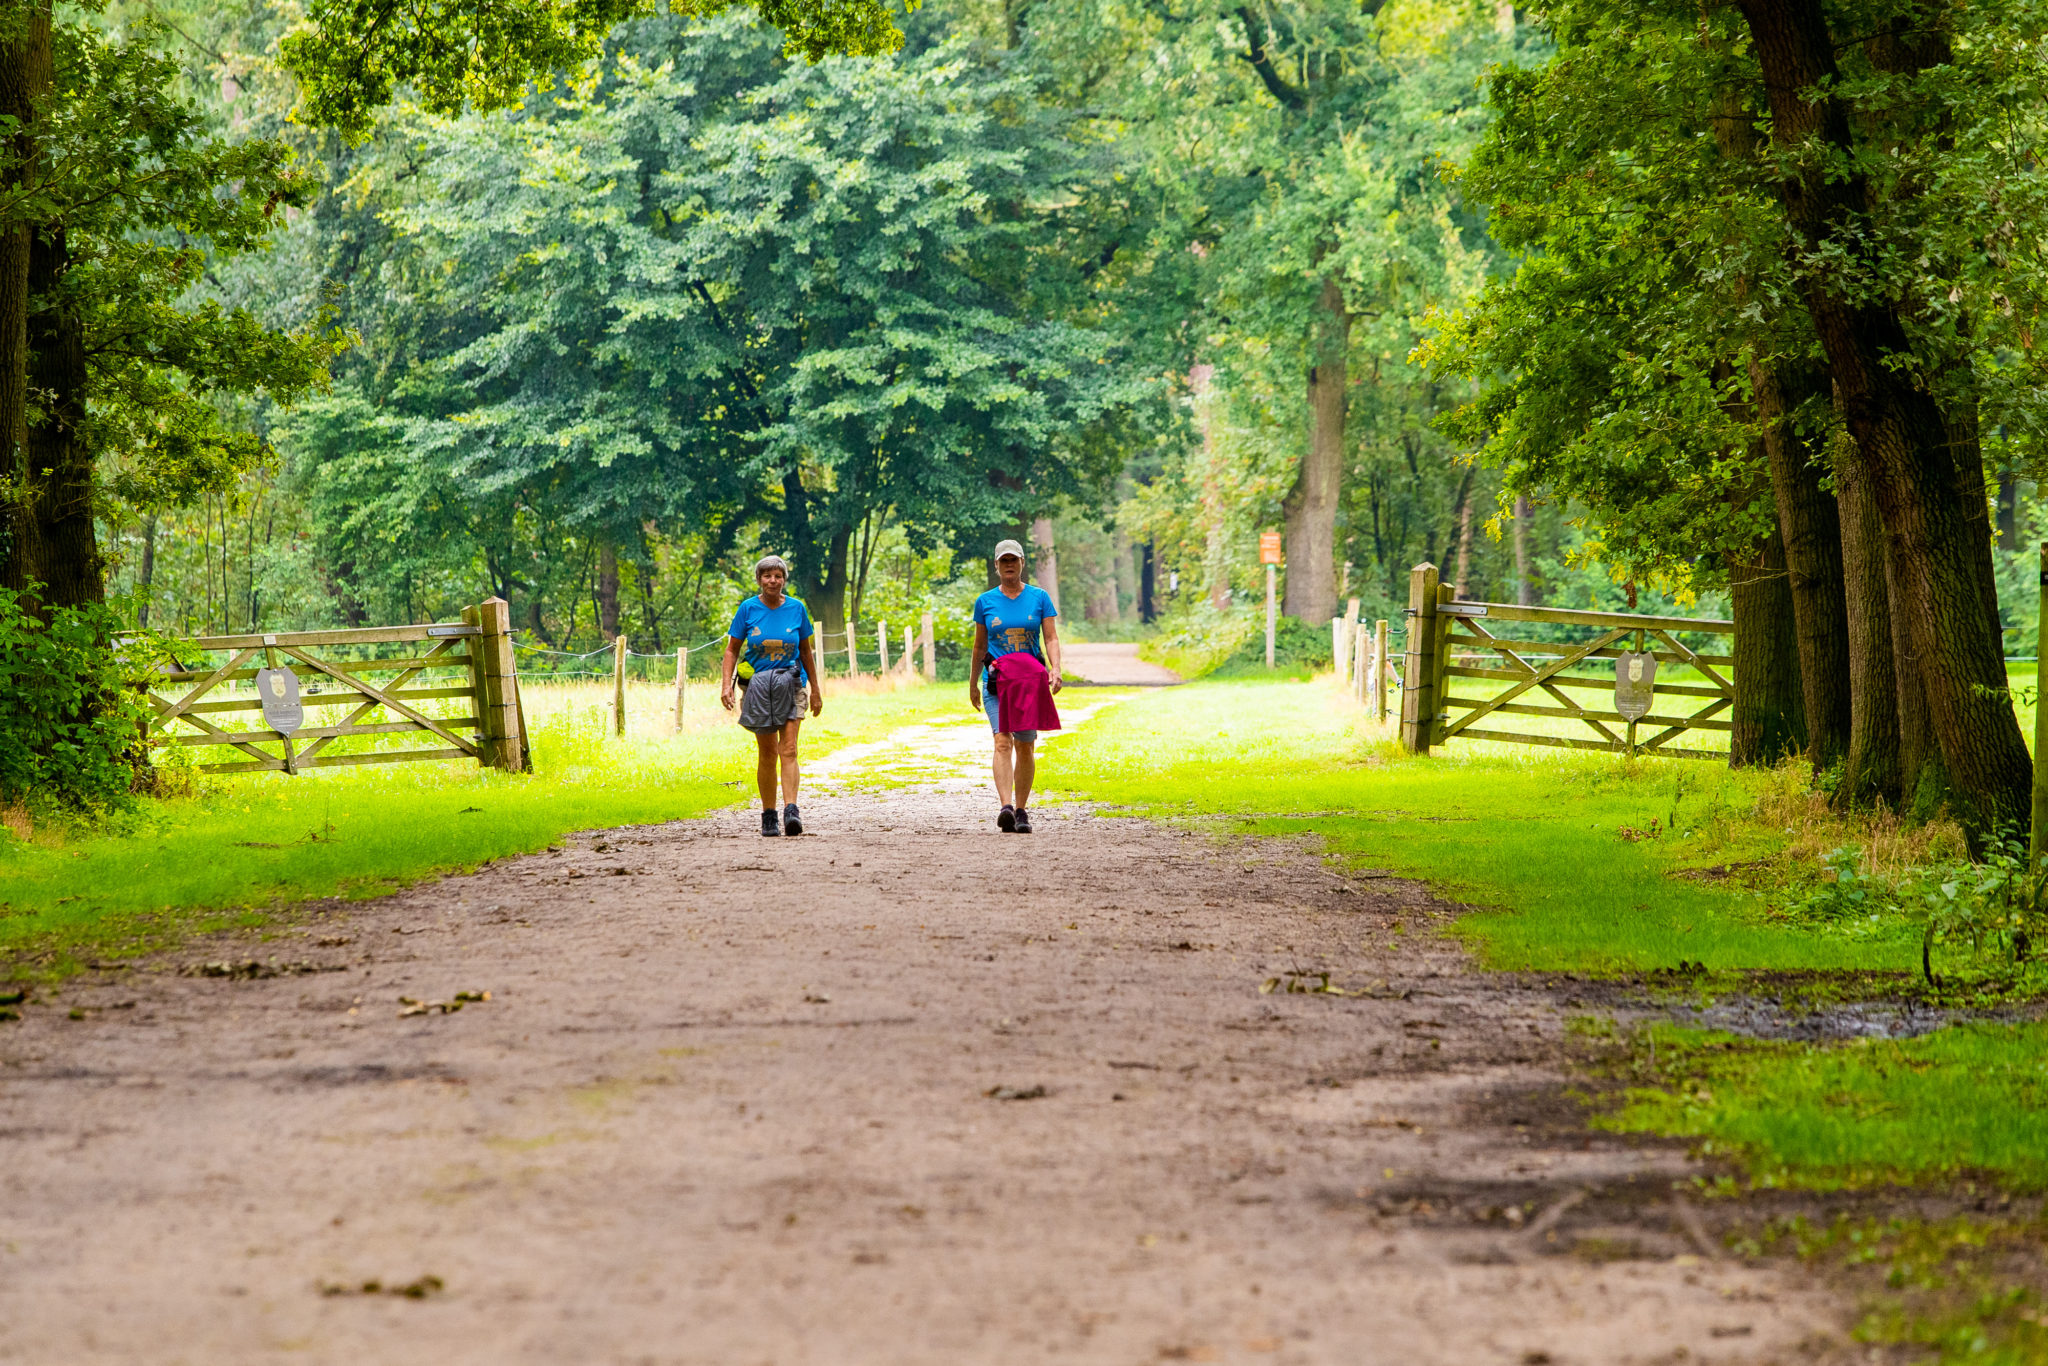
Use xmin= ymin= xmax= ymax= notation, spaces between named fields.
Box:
xmin=727 ymin=601 xmax=750 ymax=640
xmin=1039 ymin=587 xmax=1058 ymax=619
xmin=796 ymin=601 xmax=814 ymax=639
xmin=971 ymin=593 xmax=989 ymax=629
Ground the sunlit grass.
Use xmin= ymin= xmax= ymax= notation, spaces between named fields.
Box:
xmin=0 ymin=674 xmax=945 ymax=975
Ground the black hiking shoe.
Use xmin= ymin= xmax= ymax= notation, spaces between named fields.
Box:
xmin=783 ymin=803 xmax=803 ymax=836
xmin=996 ymin=805 xmax=1016 ymax=832
xmin=1013 ymin=807 xmax=1033 ymax=834
xmin=760 ymin=809 xmax=781 ymax=837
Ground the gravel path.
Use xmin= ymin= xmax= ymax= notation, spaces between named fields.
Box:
xmin=0 ymin=706 xmax=1849 ymax=1365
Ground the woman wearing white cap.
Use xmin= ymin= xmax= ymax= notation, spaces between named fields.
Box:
xmin=968 ymin=538 xmax=1061 ymax=833
xmin=721 ymin=555 xmax=823 ymax=836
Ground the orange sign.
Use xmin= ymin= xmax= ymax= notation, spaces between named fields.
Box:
xmin=1259 ymin=532 xmax=1283 ymax=566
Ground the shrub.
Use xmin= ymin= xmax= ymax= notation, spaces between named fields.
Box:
xmin=0 ymin=588 xmax=160 ymax=816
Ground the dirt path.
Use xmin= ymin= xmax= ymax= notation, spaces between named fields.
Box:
xmin=0 ymin=708 xmax=1850 ymax=1365
xmin=1063 ymin=642 xmax=1183 ymax=686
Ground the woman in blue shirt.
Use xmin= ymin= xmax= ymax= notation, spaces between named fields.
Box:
xmin=720 ymin=555 xmax=823 ymax=836
xmin=968 ymin=538 xmax=1062 ymax=833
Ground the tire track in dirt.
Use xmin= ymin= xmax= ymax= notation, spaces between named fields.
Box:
xmin=0 ymin=705 xmax=1852 ymax=1364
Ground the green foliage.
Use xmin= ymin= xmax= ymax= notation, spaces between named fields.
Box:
xmin=279 ymin=0 xmax=902 ymax=142
xmin=0 ymin=589 xmax=157 ymax=815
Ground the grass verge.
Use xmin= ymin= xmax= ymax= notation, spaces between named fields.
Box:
xmin=0 ymin=677 xmax=947 ymax=977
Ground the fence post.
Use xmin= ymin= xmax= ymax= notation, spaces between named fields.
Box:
xmin=1353 ymin=616 xmax=1369 ymax=701
xmin=846 ymin=622 xmax=859 ymax=678
xmin=1400 ymin=563 xmax=1440 ymax=754
xmin=1265 ymin=563 xmax=1277 ymax=669
xmin=1373 ymin=618 xmax=1389 ymax=723
xmin=674 ymin=646 xmax=688 ymax=731
xmin=1331 ymin=616 xmax=1344 ymax=683
xmin=877 ymin=620 xmax=890 ymax=673
xmin=921 ymin=612 xmax=937 ymax=681
xmin=1432 ymin=582 xmax=1456 ymax=746
xmin=2034 ymin=543 xmax=2047 ymax=867
xmin=902 ymin=623 xmax=914 ymax=674
xmin=463 ymin=597 xmax=525 ymax=771
xmin=612 ymin=635 xmax=627 ymax=737
xmin=1343 ymin=597 xmax=1360 ymax=692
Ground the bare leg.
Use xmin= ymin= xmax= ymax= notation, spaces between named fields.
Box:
xmin=1012 ymin=740 xmax=1036 ymax=809
xmin=754 ymin=731 xmax=779 ymax=809
xmin=991 ymin=732 xmax=1015 ymax=807
xmin=778 ymin=720 xmax=802 ymax=805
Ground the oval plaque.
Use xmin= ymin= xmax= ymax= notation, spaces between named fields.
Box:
xmin=1614 ymin=650 xmax=1657 ymax=722
xmin=255 ymin=666 xmax=304 ymax=736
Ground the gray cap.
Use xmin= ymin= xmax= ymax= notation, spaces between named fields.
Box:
xmin=992 ymin=538 xmax=1025 ymax=561
xmin=754 ymin=554 xmax=789 ymax=576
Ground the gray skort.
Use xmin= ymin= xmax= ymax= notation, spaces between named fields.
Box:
xmin=739 ymin=667 xmax=804 ymax=732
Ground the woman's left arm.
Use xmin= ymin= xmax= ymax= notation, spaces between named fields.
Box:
xmin=1042 ymin=618 xmax=1062 ymax=694
xmin=801 ymin=636 xmax=824 ymax=716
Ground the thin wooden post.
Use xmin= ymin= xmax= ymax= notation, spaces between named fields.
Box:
xmin=921 ymin=612 xmax=937 ymax=681
xmin=463 ymin=598 xmax=524 ymax=771
xmin=902 ymin=623 xmax=914 ymax=674
xmin=1265 ymin=563 xmax=1276 ymax=669
xmin=1373 ymin=618 xmax=1389 ymax=723
xmin=1331 ymin=617 xmax=1344 ymax=683
xmin=877 ymin=620 xmax=890 ymax=673
xmin=673 ymin=646 xmax=688 ymax=731
xmin=2036 ymin=542 xmax=2048 ymax=867
xmin=846 ymin=622 xmax=859 ymax=678
xmin=1353 ymin=615 xmax=1369 ymax=701
xmin=1400 ymin=564 xmax=1440 ymax=753
xmin=612 ymin=635 xmax=627 ymax=737
xmin=1343 ymin=596 xmax=1360 ymax=691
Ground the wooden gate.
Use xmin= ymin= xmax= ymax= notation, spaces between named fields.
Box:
xmin=1397 ymin=564 xmax=1735 ymax=761
xmin=137 ymin=598 xmax=529 ymax=774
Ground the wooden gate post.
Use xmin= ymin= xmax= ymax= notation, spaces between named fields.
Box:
xmin=463 ymin=597 xmax=526 ymax=771
xmin=2034 ymin=543 xmax=2048 ymax=867
xmin=1373 ymin=618 xmax=1389 ymax=723
xmin=921 ymin=612 xmax=937 ymax=681
xmin=1433 ymin=582 xmax=1456 ymax=747
xmin=1400 ymin=564 xmax=1440 ymax=753
xmin=674 ymin=646 xmax=688 ymax=731
xmin=877 ymin=620 xmax=890 ymax=673
xmin=612 ymin=635 xmax=627 ymax=737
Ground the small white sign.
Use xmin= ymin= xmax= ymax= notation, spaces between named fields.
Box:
xmin=1614 ymin=651 xmax=1657 ymax=721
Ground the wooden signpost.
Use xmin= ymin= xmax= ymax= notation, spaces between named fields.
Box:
xmin=1260 ymin=531 xmax=1282 ymax=669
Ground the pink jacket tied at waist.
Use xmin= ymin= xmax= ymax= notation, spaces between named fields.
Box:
xmin=991 ymin=652 xmax=1062 ymax=734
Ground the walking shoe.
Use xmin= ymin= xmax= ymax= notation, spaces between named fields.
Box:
xmin=1013 ymin=807 xmax=1033 ymax=834
xmin=760 ymin=809 xmax=781 ymax=837
xmin=996 ymin=805 xmax=1016 ymax=832
xmin=783 ymin=803 xmax=803 ymax=836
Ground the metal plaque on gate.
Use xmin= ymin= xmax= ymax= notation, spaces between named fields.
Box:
xmin=1613 ymin=651 xmax=1657 ymax=721
xmin=255 ymin=667 xmax=304 ymax=735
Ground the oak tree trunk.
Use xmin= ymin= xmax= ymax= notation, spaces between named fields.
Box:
xmin=1282 ymin=274 xmax=1347 ymax=623
xmin=1835 ymin=445 xmax=1899 ymax=805
xmin=1737 ymin=0 xmax=2032 ymax=838
xmin=1750 ymin=359 xmax=1849 ymax=767
xmin=1729 ymin=518 xmax=1806 ymax=767
xmin=597 ymin=541 xmax=620 ymax=640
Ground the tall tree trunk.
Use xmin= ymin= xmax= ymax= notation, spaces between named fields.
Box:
xmin=22 ymin=227 xmax=93 ymax=609
xmin=1729 ymin=519 xmax=1806 ymax=766
xmin=1513 ymin=495 xmax=1533 ymax=605
xmin=1452 ymin=468 xmax=1475 ymax=598
xmin=1737 ymin=0 xmax=2033 ymax=838
xmin=0 ymin=3 xmax=50 ymax=610
xmin=137 ymin=515 xmax=157 ymax=627
xmin=596 ymin=541 xmax=620 ymax=640
xmin=1282 ymin=274 xmax=1347 ymax=623
xmin=1031 ymin=515 xmax=1061 ymax=613
xmin=1138 ymin=542 xmax=1156 ymax=623
xmin=1750 ymin=359 xmax=1850 ymax=766
xmin=1835 ymin=445 xmax=1900 ymax=805
xmin=1997 ymin=468 xmax=2018 ymax=545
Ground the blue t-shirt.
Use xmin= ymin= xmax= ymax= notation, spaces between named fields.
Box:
xmin=975 ymin=585 xmax=1057 ymax=672
xmin=728 ymin=595 xmax=813 ymax=683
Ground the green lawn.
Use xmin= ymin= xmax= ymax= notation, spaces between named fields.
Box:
xmin=0 ymin=679 xmax=948 ymax=976
xmin=1041 ymin=676 xmax=1921 ymax=975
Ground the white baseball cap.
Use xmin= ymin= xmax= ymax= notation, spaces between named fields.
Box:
xmin=992 ymin=538 xmax=1025 ymax=561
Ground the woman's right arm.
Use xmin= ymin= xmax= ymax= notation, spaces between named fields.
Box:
xmin=967 ymin=624 xmax=989 ymax=708
xmin=720 ymin=637 xmax=743 ymax=710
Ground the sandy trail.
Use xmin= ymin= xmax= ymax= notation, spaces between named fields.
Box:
xmin=0 ymin=704 xmax=1848 ymax=1365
